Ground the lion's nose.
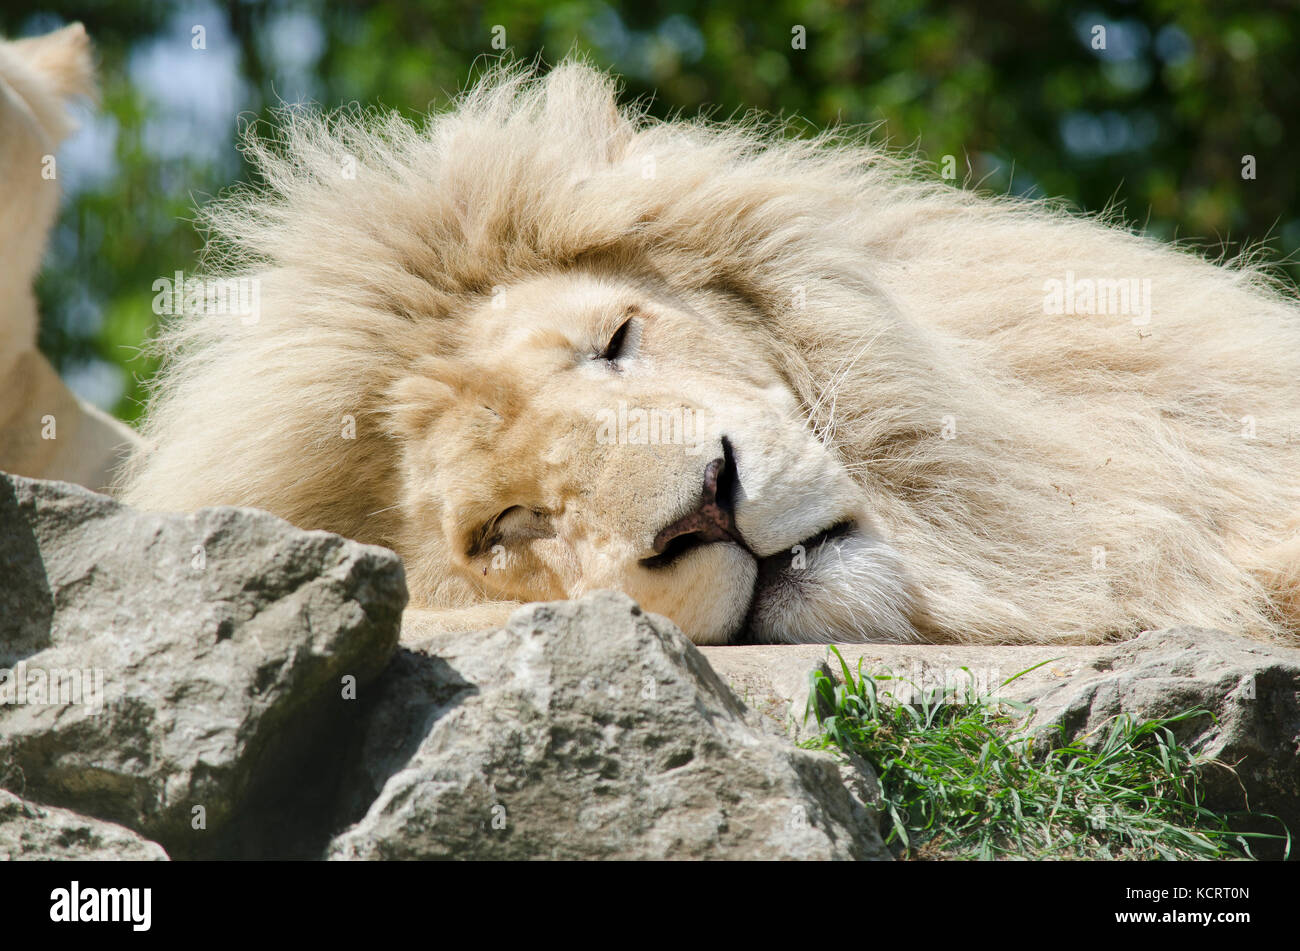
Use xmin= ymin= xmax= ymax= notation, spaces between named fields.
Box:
xmin=647 ymin=437 xmax=746 ymax=564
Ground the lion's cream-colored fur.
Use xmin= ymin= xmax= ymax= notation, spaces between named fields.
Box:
xmin=0 ymin=22 xmax=92 ymax=374
xmin=0 ymin=24 xmax=142 ymax=493
xmin=121 ymin=61 xmax=1300 ymax=645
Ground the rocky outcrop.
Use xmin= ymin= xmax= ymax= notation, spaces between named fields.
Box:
xmin=1020 ymin=627 xmax=1300 ymax=850
xmin=0 ymin=473 xmax=406 ymax=858
xmin=701 ymin=630 xmax=1300 ymax=855
xmin=698 ymin=642 xmax=1106 ymax=739
xmin=0 ymin=789 xmax=167 ymax=860
xmin=330 ymin=592 xmax=890 ymax=860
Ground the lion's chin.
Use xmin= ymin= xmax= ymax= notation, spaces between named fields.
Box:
xmin=621 ymin=542 xmax=758 ymax=646
xmin=741 ymin=525 xmax=923 ymax=645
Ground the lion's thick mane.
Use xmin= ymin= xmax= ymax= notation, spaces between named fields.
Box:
xmin=121 ymin=60 xmax=1300 ymax=645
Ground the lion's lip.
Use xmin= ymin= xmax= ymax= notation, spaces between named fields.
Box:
xmin=736 ymin=520 xmax=857 ymax=640
xmin=755 ymin=519 xmax=856 ymax=568
xmin=798 ymin=520 xmax=856 ymax=550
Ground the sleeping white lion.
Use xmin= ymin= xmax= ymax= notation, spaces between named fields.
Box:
xmin=117 ymin=60 xmax=1300 ymax=647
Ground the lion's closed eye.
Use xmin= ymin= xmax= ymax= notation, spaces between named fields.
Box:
xmin=595 ymin=309 xmax=640 ymax=364
xmin=489 ymin=506 xmax=554 ymax=545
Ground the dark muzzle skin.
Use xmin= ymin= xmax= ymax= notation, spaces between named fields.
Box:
xmin=646 ymin=437 xmax=749 ymax=566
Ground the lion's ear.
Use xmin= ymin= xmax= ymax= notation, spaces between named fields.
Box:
xmin=10 ymin=22 xmax=97 ymax=102
xmin=388 ymin=354 xmax=524 ymax=439
xmin=385 ymin=369 xmax=457 ymax=439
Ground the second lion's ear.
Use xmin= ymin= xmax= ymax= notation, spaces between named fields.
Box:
xmin=5 ymin=22 xmax=98 ymax=145
xmin=10 ymin=21 xmax=97 ymax=102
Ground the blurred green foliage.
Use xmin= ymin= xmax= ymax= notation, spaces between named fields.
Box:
xmin=5 ymin=0 xmax=1298 ymax=421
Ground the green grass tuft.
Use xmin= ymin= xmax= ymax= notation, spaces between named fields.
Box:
xmin=801 ymin=647 xmax=1291 ymax=860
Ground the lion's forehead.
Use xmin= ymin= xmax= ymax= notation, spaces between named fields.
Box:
xmin=471 ymin=275 xmax=635 ymax=344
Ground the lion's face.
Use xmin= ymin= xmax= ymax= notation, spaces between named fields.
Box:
xmin=389 ymin=271 xmax=921 ymax=644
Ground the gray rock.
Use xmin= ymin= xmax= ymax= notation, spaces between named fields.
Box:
xmin=699 ymin=642 xmax=1105 ymax=738
xmin=0 ymin=789 xmax=168 ymax=860
xmin=696 ymin=646 xmax=836 ymax=740
xmin=706 ymin=630 xmax=1300 ymax=855
xmin=0 ymin=473 xmax=406 ymax=858
xmin=1020 ymin=627 xmax=1300 ymax=850
xmin=329 ymin=591 xmax=890 ymax=860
